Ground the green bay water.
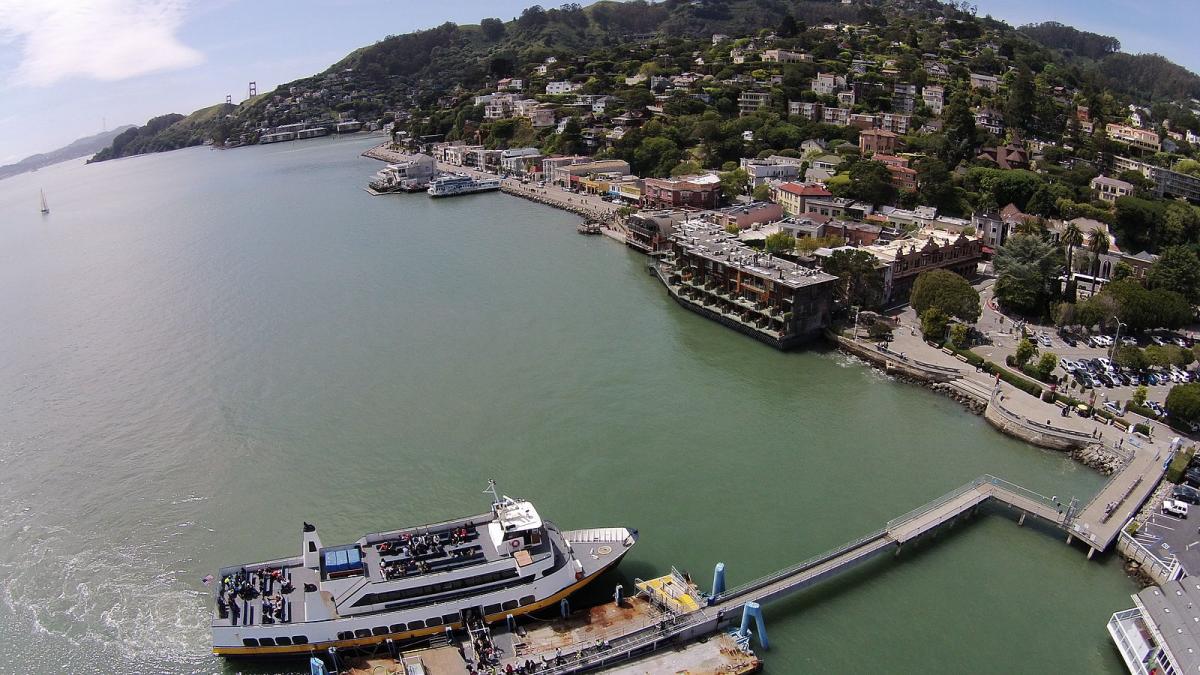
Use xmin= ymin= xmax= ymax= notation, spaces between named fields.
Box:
xmin=0 ymin=136 xmax=1133 ymax=673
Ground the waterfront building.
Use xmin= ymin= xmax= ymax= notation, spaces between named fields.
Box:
xmin=548 ymin=159 xmax=631 ymax=189
xmin=840 ymin=229 xmax=983 ymax=305
xmin=1109 ymin=580 xmax=1200 ymax=675
xmin=540 ymin=155 xmax=591 ymax=182
xmin=642 ymin=174 xmax=722 ymax=209
xmin=370 ymin=154 xmax=436 ymax=191
xmin=1091 ymin=175 xmax=1135 ymax=203
xmin=626 ymin=210 xmax=687 ymax=254
xmin=660 ymin=221 xmax=837 ymax=348
xmin=707 ymin=202 xmax=784 ymax=231
xmin=499 ymin=148 xmax=543 ymax=176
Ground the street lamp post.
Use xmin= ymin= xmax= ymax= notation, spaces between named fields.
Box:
xmin=851 ymin=305 xmax=861 ymax=339
xmin=1110 ymin=318 xmax=1127 ymax=362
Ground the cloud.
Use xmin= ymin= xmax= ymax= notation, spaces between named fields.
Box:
xmin=0 ymin=0 xmax=204 ymax=86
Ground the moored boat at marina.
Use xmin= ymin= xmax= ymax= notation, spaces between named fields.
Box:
xmin=426 ymin=173 xmax=502 ymax=198
xmin=210 ymin=482 xmax=637 ymax=657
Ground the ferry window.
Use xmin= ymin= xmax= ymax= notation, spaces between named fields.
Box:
xmin=389 ymin=624 xmax=405 ymax=633
xmin=442 ymin=613 xmax=458 ymax=625
xmin=484 ymin=604 xmax=502 ymax=615
xmin=372 ymin=626 xmax=389 ymax=636
xmin=520 ymin=595 xmax=536 ymax=606
xmin=242 ymin=638 xmax=258 ymax=647
xmin=407 ymin=620 xmax=425 ymax=630
xmin=293 ymin=635 xmax=308 ymax=645
xmin=354 ymin=629 xmax=371 ymax=639
xmin=502 ymin=600 xmax=519 ymax=611
xmin=337 ymin=631 xmax=353 ymax=641
xmin=259 ymin=638 xmax=275 ymax=647
xmin=426 ymin=616 xmax=442 ymax=626
xmin=275 ymin=637 xmax=291 ymax=646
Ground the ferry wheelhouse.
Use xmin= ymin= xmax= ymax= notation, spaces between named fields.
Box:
xmin=426 ymin=173 xmax=502 ymax=197
xmin=211 ymin=484 xmax=637 ymax=657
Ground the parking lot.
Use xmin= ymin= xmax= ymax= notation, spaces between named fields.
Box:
xmin=1135 ymin=484 xmax=1200 ymax=574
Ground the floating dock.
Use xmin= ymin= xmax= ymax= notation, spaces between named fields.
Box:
xmin=316 ymin=472 xmax=1162 ymax=674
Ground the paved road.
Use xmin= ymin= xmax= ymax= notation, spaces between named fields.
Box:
xmin=1135 ymin=499 xmax=1200 ymax=575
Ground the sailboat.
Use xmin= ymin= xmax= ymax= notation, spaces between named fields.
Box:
xmin=40 ymin=189 xmax=49 ymax=215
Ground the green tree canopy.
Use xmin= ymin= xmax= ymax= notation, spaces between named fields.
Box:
xmin=1147 ymin=246 xmax=1200 ymax=305
xmin=910 ymin=269 xmax=981 ymax=323
xmin=764 ymin=231 xmax=796 ymax=254
xmin=1166 ymin=383 xmax=1200 ymax=427
xmin=822 ymin=248 xmax=884 ymax=309
xmin=993 ymin=234 xmax=1061 ymax=316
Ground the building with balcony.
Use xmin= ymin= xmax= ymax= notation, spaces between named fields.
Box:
xmin=658 ymin=221 xmax=837 ymax=349
xmin=740 ymin=156 xmax=803 ymax=186
xmin=1109 ymin=580 xmax=1200 ymax=675
xmin=811 ymin=72 xmax=845 ymax=96
xmin=1091 ymin=175 xmax=1135 ymax=203
xmin=844 ymin=229 xmax=983 ymax=305
xmin=922 ymin=85 xmax=944 ymax=115
xmin=1114 ymin=156 xmax=1200 ymax=203
xmin=708 ymin=202 xmax=784 ymax=231
xmin=738 ymin=91 xmax=771 ymax=116
xmin=1106 ymin=123 xmax=1161 ymax=152
xmin=788 ymin=100 xmax=823 ymax=121
xmin=625 ymin=210 xmax=687 ymax=254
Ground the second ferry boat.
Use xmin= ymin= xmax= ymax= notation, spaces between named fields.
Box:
xmin=211 ymin=482 xmax=637 ymax=657
xmin=426 ymin=173 xmax=502 ymax=197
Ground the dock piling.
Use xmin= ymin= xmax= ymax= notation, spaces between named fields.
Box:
xmin=712 ymin=562 xmax=726 ymax=597
xmin=327 ymin=647 xmax=340 ymax=674
xmin=737 ymin=602 xmax=769 ymax=650
xmin=614 ymin=584 xmax=624 ymax=606
xmin=310 ymin=657 xmax=329 ymax=675
xmin=560 ymin=598 xmax=570 ymax=619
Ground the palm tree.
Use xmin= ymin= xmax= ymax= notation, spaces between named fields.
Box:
xmin=1087 ymin=227 xmax=1110 ymax=297
xmin=1061 ymin=221 xmax=1083 ymax=300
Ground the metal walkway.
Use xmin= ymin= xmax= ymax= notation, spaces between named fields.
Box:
xmin=537 ymin=474 xmax=1075 ymax=674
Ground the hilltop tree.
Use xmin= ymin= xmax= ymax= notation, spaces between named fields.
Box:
xmin=1005 ymin=64 xmax=1036 ymax=133
xmin=480 ymin=17 xmax=506 ymax=41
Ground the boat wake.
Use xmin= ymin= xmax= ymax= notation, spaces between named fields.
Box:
xmin=0 ymin=511 xmax=213 ymax=671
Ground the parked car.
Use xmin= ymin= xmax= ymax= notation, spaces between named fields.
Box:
xmin=1060 ymin=359 xmax=1078 ymax=373
xmin=1097 ymin=372 xmax=1115 ymax=387
xmin=1174 ymin=485 xmax=1200 ymax=505
xmin=1164 ymin=500 xmax=1190 ymax=518
xmin=1151 ymin=336 xmax=1166 ymax=346
xmin=1186 ymin=466 xmax=1200 ymax=489
xmin=1103 ymin=400 xmax=1122 ymax=414
xmin=1175 ymin=337 xmax=1190 ymax=348
xmin=1121 ymin=337 xmax=1138 ymax=346
xmin=1061 ymin=334 xmax=1078 ymax=347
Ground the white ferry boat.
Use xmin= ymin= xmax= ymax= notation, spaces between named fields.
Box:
xmin=211 ymin=482 xmax=637 ymax=657
xmin=426 ymin=173 xmax=502 ymax=197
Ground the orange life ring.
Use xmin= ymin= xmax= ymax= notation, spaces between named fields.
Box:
xmin=510 ymin=539 xmax=520 ymax=549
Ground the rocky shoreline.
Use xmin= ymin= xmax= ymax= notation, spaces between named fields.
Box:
xmin=1070 ymin=445 xmax=1125 ymax=475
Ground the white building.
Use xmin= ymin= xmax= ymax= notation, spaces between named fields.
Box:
xmin=546 ymin=81 xmax=582 ymax=95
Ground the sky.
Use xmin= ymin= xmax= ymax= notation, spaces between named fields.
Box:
xmin=0 ymin=0 xmax=1195 ymax=165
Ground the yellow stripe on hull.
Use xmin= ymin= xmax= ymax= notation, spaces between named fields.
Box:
xmin=214 ymin=562 xmax=618 ymax=657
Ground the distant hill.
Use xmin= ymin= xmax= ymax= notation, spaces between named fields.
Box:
xmin=1019 ymin=21 xmax=1200 ymax=101
xmin=0 ymin=126 xmax=135 ymax=180
xmin=90 ymin=104 xmax=235 ymax=163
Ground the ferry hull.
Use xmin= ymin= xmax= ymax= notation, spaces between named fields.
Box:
xmin=213 ymin=549 xmax=628 ymax=657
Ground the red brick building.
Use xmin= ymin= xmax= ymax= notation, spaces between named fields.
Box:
xmin=642 ymin=174 xmax=722 ymax=209
xmin=858 ymin=129 xmax=898 ymax=156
